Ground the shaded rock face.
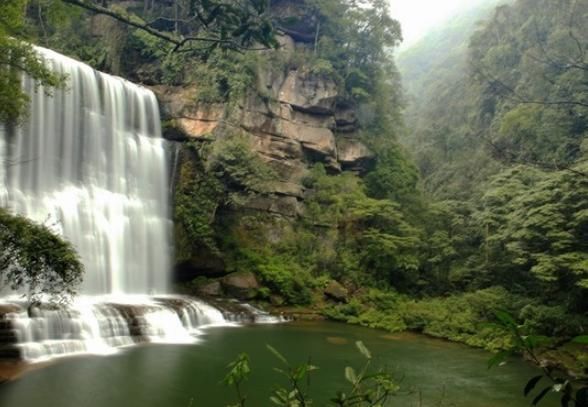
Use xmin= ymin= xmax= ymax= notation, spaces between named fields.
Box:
xmin=221 ymin=272 xmax=260 ymax=300
xmin=337 ymin=136 xmax=376 ymax=173
xmin=196 ymin=281 xmax=223 ymax=297
xmin=175 ymin=247 xmax=226 ymax=281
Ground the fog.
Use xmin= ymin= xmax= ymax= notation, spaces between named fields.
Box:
xmin=389 ymin=0 xmax=489 ymax=50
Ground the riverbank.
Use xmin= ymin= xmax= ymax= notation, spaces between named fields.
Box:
xmin=265 ymin=301 xmax=588 ymax=379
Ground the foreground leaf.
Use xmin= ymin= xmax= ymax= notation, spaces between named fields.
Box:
xmin=524 ymin=375 xmax=543 ymax=396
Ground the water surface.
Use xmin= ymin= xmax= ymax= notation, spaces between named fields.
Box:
xmin=0 ymin=321 xmax=557 ymax=406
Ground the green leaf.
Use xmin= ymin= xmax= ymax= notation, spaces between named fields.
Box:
xmin=576 ymin=388 xmax=588 ymax=407
xmin=269 ymin=396 xmax=281 ymax=405
xmin=524 ymin=335 xmax=551 ymax=350
xmin=524 ymin=375 xmax=543 ymax=396
xmin=344 ymin=366 xmax=357 ymax=384
xmin=495 ymin=310 xmax=517 ymax=328
xmin=356 ymin=341 xmax=372 ymax=359
xmin=532 ymin=386 xmax=552 ymax=405
xmin=266 ymin=345 xmax=288 ymax=365
xmin=488 ymin=351 xmax=510 ymax=369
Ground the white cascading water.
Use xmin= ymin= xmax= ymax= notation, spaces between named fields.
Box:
xmin=1 ymin=47 xmax=168 ymax=295
xmin=0 ymin=47 xmax=269 ymax=363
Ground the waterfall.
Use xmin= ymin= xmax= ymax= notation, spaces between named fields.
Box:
xmin=0 ymin=47 xmax=285 ymax=363
xmin=0 ymin=47 xmax=169 ymax=295
xmin=1 ymin=296 xmax=231 ymax=362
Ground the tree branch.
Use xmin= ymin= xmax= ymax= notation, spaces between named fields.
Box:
xmin=60 ymin=0 xmax=183 ymax=46
xmin=59 ymin=0 xmax=260 ymax=52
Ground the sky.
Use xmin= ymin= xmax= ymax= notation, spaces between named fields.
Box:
xmin=389 ymin=0 xmax=484 ymax=51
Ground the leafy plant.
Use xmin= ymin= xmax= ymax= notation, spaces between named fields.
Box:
xmin=223 ymin=341 xmax=399 ymax=407
xmin=223 ymin=353 xmax=251 ymax=407
xmin=489 ymin=311 xmax=588 ymax=406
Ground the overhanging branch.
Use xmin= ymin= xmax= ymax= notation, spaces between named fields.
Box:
xmin=59 ymin=0 xmax=248 ymax=52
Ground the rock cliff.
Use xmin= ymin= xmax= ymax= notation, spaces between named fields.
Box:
xmin=156 ymin=35 xmax=374 ymax=225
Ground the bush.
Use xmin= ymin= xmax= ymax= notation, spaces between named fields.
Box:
xmin=231 ymin=248 xmax=313 ymax=305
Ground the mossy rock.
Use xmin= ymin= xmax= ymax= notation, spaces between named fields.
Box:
xmin=221 ymin=271 xmax=260 ymax=300
xmin=324 ymin=280 xmax=348 ymax=302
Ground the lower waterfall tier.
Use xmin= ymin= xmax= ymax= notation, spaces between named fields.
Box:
xmin=0 ymin=296 xmax=284 ymax=362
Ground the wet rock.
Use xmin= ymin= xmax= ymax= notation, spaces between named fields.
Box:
xmin=0 ymin=304 xmax=22 ymax=316
xmin=221 ymin=271 xmax=260 ymax=300
xmin=197 ymin=280 xmax=223 ymax=297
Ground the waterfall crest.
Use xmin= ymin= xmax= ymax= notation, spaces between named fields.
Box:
xmin=0 ymin=47 xmax=170 ymax=295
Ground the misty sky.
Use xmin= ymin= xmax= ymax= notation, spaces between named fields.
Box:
xmin=389 ymin=0 xmax=484 ymax=50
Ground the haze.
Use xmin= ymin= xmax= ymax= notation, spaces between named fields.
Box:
xmin=389 ymin=0 xmax=487 ymax=50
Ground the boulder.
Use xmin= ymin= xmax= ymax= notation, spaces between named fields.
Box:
xmin=277 ymin=104 xmax=336 ymax=129
xmin=250 ymin=133 xmax=304 ymax=162
xmin=335 ymin=106 xmax=358 ymax=126
xmin=324 ymin=280 xmax=348 ymax=302
xmin=336 ymin=138 xmax=376 ymax=172
xmin=280 ymin=120 xmax=337 ymax=158
xmin=279 ymin=71 xmax=338 ymax=115
xmin=270 ymin=295 xmax=285 ymax=306
xmin=334 ymin=105 xmax=358 ymax=133
xmin=221 ymin=271 xmax=260 ymax=300
xmin=196 ymin=280 xmax=223 ymax=297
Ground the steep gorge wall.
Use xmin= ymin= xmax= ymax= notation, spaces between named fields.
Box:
xmin=155 ymin=35 xmax=375 ymax=280
xmin=158 ymin=37 xmax=374 ymax=215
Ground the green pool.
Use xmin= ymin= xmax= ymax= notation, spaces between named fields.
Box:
xmin=0 ymin=321 xmax=557 ymax=406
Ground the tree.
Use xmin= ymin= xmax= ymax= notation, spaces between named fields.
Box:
xmin=468 ymin=0 xmax=588 ymax=173
xmin=275 ymin=0 xmax=402 ymax=102
xmin=473 ymin=164 xmax=588 ymax=312
xmin=0 ymin=208 xmax=84 ymax=302
xmin=0 ymin=0 xmax=65 ymax=123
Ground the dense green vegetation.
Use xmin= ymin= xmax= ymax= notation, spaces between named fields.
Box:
xmin=389 ymin=0 xmax=588 ymax=363
xmin=167 ymin=0 xmax=588 ymax=375
xmin=2 ymin=0 xmax=587 ymax=384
